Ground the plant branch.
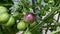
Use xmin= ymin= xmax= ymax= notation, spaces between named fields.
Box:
xmin=30 ymin=6 xmax=60 ymax=31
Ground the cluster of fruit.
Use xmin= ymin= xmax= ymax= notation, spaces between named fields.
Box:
xmin=0 ymin=6 xmax=37 ymax=34
xmin=0 ymin=6 xmax=15 ymax=27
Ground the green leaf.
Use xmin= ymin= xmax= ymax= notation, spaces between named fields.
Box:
xmin=36 ymin=0 xmax=42 ymax=6
xmin=0 ymin=31 xmax=3 ymax=34
xmin=30 ymin=6 xmax=60 ymax=31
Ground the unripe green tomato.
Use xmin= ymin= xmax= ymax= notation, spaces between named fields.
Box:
xmin=5 ymin=16 xmax=15 ymax=27
xmin=23 ymin=31 xmax=32 ymax=34
xmin=17 ymin=21 xmax=27 ymax=30
xmin=0 ymin=6 xmax=8 ymax=14
xmin=0 ymin=13 xmax=10 ymax=23
xmin=30 ymin=22 xmax=37 ymax=28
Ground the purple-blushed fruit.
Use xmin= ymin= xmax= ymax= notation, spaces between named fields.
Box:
xmin=24 ymin=13 xmax=35 ymax=23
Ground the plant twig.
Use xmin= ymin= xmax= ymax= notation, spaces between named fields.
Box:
xmin=45 ymin=23 xmax=49 ymax=34
xmin=30 ymin=6 xmax=60 ymax=31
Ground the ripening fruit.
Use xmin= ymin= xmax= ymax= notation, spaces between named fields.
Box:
xmin=17 ymin=21 xmax=27 ymax=30
xmin=24 ymin=13 xmax=35 ymax=23
xmin=0 ymin=13 xmax=10 ymax=23
xmin=23 ymin=31 xmax=32 ymax=34
xmin=0 ymin=6 xmax=8 ymax=14
xmin=5 ymin=16 xmax=15 ymax=27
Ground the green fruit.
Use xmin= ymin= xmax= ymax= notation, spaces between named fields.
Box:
xmin=23 ymin=31 xmax=32 ymax=34
xmin=30 ymin=22 xmax=37 ymax=28
xmin=17 ymin=21 xmax=27 ymax=30
xmin=0 ymin=13 xmax=10 ymax=23
xmin=5 ymin=16 xmax=15 ymax=27
xmin=0 ymin=6 xmax=8 ymax=14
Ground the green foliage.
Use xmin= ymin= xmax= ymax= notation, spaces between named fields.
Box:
xmin=0 ymin=0 xmax=60 ymax=34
